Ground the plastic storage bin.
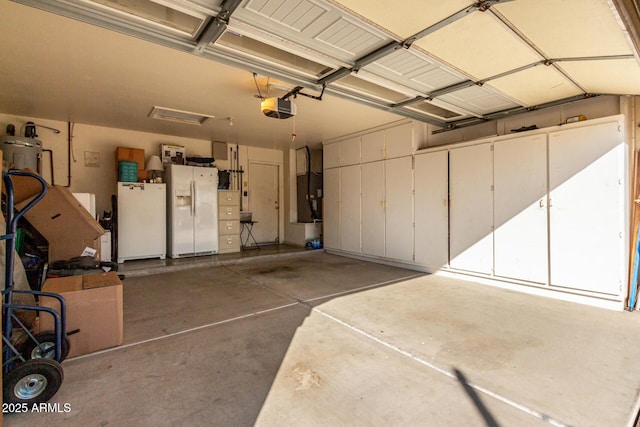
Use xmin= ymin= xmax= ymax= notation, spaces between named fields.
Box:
xmin=118 ymin=161 xmax=138 ymax=182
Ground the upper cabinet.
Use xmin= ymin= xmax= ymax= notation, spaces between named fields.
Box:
xmin=325 ymin=122 xmax=415 ymax=168
xmin=324 ymin=136 xmax=361 ymax=169
xmin=361 ymin=131 xmax=385 ymax=164
xmin=384 ymin=123 xmax=414 ymax=159
xmin=360 ymin=122 xmax=415 ymax=163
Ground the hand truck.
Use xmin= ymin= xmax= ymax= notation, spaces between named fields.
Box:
xmin=2 ymin=171 xmax=70 ymax=407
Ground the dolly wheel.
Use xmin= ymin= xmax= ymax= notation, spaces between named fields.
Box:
xmin=3 ymin=359 xmax=64 ymax=405
xmin=20 ymin=332 xmax=71 ymax=362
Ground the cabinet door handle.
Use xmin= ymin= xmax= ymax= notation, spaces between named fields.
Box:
xmin=539 ymin=199 xmax=545 ymax=208
xmin=548 ymin=198 xmax=553 ymax=208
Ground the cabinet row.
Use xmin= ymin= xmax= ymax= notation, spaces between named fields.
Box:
xmin=323 ymin=116 xmax=628 ymax=299
xmin=323 ymin=122 xmax=418 ymax=169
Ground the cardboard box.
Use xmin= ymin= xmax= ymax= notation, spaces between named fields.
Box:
xmin=39 ymin=272 xmax=123 ymax=358
xmin=116 ymin=146 xmax=147 ymax=180
xmin=116 ymin=146 xmax=145 ymax=170
xmin=161 ymin=144 xmax=185 ymax=166
xmin=17 ymin=186 xmax=105 ymax=262
xmin=2 ymin=168 xmax=46 ymax=204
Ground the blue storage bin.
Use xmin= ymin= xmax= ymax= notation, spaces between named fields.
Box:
xmin=119 ymin=161 xmax=138 ymax=182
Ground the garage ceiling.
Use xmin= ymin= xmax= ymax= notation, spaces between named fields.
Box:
xmin=2 ymin=0 xmax=640 ymax=148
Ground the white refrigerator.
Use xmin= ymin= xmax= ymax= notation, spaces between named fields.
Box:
xmin=165 ymin=164 xmax=219 ymax=258
xmin=117 ymin=182 xmax=167 ymax=263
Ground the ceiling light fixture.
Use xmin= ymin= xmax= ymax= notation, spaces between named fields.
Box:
xmin=148 ymin=106 xmax=215 ymax=126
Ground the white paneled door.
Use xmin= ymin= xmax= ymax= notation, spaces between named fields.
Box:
xmin=361 ymin=161 xmax=386 ymax=257
xmin=250 ymin=162 xmax=279 ymax=244
xmin=494 ymin=134 xmax=548 ymax=283
xmin=449 ymin=143 xmax=493 ymax=274
xmin=340 ymin=164 xmax=361 ymax=253
xmin=385 ymin=157 xmax=414 ymax=262
xmin=414 ymin=150 xmax=449 ymax=270
xmin=548 ymin=119 xmax=626 ymax=295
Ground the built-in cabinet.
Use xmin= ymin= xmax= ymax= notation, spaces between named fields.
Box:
xmin=449 ymin=143 xmax=494 ymax=275
xmin=323 ymin=168 xmax=340 ymax=250
xmin=384 ymin=157 xmax=414 ymax=262
xmin=414 ymin=150 xmax=449 ymax=270
xmin=492 ymin=119 xmax=627 ymax=296
xmin=361 ymin=161 xmax=385 ymax=257
xmin=324 ymin=115 xmax=629 ymax=309
xmin=493 ymin=134 xmax=548 ymax=284
xmin=323 ymin=136 xmax=361 ymax=169
xmin=547 ymin=120 xmax=626 ymax=295
xmin=339 ymin=165 xmax=361 ymax=253
xmin=324 ymin=122 xmax=416 ymax=260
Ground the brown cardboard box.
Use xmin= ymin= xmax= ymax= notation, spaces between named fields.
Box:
xmin=39 ymin=272 xmax=123 ymax=358
xmin=1 ymin=168 xmax=46 ymax=204
xmin=116 ymin=146 xmax=147 ymax=180
xmin=17 ymin=186 xmax=105 ymax=262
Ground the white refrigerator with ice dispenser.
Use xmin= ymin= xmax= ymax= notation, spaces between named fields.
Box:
xmin=165 ymin=164 xmax=219 ymax=258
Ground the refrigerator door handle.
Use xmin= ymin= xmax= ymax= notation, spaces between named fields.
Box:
xmin=193 ymin=181 xmax=197 ymax=217
xmin=190 ymin=180 xmax=195 ymax=217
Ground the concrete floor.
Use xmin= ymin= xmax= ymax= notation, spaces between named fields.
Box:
xmin=5 ymin=249 xmax=640 ymax=426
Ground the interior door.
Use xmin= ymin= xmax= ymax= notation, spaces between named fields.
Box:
xmin=548 ymin=119 xmax=626 ymax=295
xmin=414 ymin=150 xmax=449 ymax=270
xmin=323 ymin=168 xmax=340 ymax=249
xmin=494 ymin=134 xmax=548 ymax=283
xmin=385 ymin=157 xmax=413 ymax=262
xmin=361 ymin=161 xmax=385 ymax=257
xmin=340 ymin=164 xmax=361 ymax=253
xmin=249 ymin=162 xmax=279 ymax=244
xmin=449 ymin=143 xmax=493 ymax=274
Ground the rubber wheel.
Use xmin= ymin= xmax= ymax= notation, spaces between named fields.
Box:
xmin=3 ymin=359 xmax=63 ymax=405
xmin=20 ymin=332 xmax=70 ymax=362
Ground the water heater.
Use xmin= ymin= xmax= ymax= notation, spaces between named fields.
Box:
xmin=1 ymin=136 xmax=43 ymax=171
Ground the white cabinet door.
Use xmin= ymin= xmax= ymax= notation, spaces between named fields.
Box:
xmin=340 ymin=137 xmax=361 ymax=166
xmin=361 ymin=161 xmax=385 ymax=257
xmin=414 ymin=150 xmax=449 ymax=270
xmin=385 ymin=123 xmax=413 ymax=159
xmin=385 ymin=157 xmax=414 ymax=262
xmin=549 ymin=119 xmax=626 ymax=295
xmin=323 ymin=142 xmax=340 ymax=169
xmin=449 ymin=143 xmax=493 ymax=274
xmin=323 ymin=168 xmax=340 ymax=249
xmin=361 ymin=130 xmax=385 ymax=163
xmin=494 ymin=134 xmax=548 ymax=283
xmin=340 ymin=165 xmax=361 ymax=253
